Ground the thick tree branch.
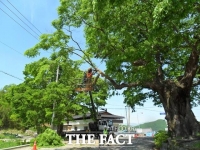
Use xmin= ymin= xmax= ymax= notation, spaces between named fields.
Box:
xmin=92 ymin=67 xmax=154 ymax=89
xmin=172 ymin=23 xmax=200 ymax=89
xmin=63 ymin=23 xmax=155 ymax=90
xmin=92 ymin=74 xmax=100 ymax=85
xmin=180 ymin=47 xmax=199 ymax=88
xmin=153 ymin=49 xmax=165 ymax=88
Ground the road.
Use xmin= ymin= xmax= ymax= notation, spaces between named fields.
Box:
xmin=84 ymin=137 xmax=154 ymax=150
xmin=13 ymin=137 xmax=154 ymax=150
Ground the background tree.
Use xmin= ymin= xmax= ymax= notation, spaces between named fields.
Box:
xmin=23 ymin=31 xmax=108 ymax=134
xmin=12 ymin=54 xmax=74 ymax=133
xmin=45 ymin=0 xmax=200 ymax=138
xmin=0 ymin=85 xmax=22 ymax=129
xmin=0 ymin=86 xmax=13 ymax=128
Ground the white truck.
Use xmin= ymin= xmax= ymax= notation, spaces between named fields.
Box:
xmin=63 ymin=119 xmax=114 ymax=138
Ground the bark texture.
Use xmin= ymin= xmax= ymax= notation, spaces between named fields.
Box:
xmin=57 ymin=123 xmax=63 ymax=136
xmin=158 ymin=82 xmax=200 ymax=137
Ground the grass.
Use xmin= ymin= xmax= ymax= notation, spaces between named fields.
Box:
xmin=0 ymin=140 xmax=22 ymax=149
xmin=0 ymin=132 xmax=29 ymax=149
xmin=0 ymin=133 xmax=19 ymax=139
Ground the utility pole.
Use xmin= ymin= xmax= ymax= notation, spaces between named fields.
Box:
xmin=128 ymin=106 xmax=130 ymax=132
xmin=137 ymin=112 xmax=140 ymax=129
xmin=125 ymin=106 xmax=130 ymax=132
xmin=51 ymin=65 xmax=59 ymax=129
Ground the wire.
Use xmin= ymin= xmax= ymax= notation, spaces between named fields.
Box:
xmin=0 ymin=4 xmax=51 ymax=55
xmin=0 ymin=70 xmax=23 ymax=81
xmin=0 ymin=39 xmax=36 ymax=58
xmin=136 ymin=108 xmax=162 ymax=112
xmin=106 ymin=107 xmax=163 ymax=112
xmin=7 ymin=0 xmax=42 ymax=34
xmin=106 ymin=103 xmax=159 ymax=108
xmin=0 ymin=1 xmax=40 ymax=37
xmin=0 ymin=7 xmax=38 ymax=40
xmin=0 ymin=40 xmax=23 ymax=55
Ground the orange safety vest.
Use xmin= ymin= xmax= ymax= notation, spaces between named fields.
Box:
xmin=87 ymin=72 xmax=92 ymax=78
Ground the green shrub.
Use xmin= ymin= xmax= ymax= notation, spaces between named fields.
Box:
xmin=30 ymin=128 xmax=64 ymax=147
xmin=154 ymin=130 xmax=169 ymax=148
xmin=193 ymin=142 xmax=200 ymax=149
xmin=196 ymin=132 xmax=200 ymax=137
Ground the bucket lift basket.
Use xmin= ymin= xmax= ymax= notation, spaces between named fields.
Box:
xmin=75 ymin=78 xmax=93 ymax=92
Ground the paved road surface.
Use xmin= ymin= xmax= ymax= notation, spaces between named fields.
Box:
xmin=12 ymin=137 xmax=154 ymax=150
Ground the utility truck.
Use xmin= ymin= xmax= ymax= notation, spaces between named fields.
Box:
xmin=62 ymin=117 xmax=114 ymax=138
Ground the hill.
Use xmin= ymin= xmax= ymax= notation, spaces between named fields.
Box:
xmin=134 ymin=119 xmax=167 ymax=131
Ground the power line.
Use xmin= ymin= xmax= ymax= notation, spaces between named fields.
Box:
xmin=0 ymin=39 xmax=36 ymax=59
xmin=0 ymin=7 xmax=38 ymax=40
xmin=0 ymin=1 xmax=40 ymax=37
xmin=7 ymin=0 xmax=42 ymax=34
xmin=0 ymin=1 xmax=56 ymax=55
xmin=0 ymin=40 xmax=23 ymax=55
xmin=106 ymin=103 xmax=158 ymax=108
xmin=0 ymin=70 xmax=23 ymax=81
xmin=106 ymin=107 xmax=162 ymax=112
xmin=136 ymin=108 xmax=162 ymax=112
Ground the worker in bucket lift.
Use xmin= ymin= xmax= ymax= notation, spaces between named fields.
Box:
xmin=82 ymin=68 xmax=93 ymax=86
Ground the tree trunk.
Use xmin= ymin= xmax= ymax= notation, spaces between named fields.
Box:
xmin=57 ymin=123 xmax=63 ymax=136
xmin=36 ymin=124 xmax=42 ymax=134
xmin=160 ymin=83 xmax=200 ymax=138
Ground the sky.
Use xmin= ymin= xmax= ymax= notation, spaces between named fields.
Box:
xmin=0 ymin=0 xmax=200 ymax=126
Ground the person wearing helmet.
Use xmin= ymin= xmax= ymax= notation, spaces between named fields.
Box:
xmin=82 ymin=68 xmax=93 ymax=85
xmin=87 ymin=68 xmax=93 ymax=79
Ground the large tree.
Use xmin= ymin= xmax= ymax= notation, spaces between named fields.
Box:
xmin=43 ymin=0 xmax=200 ymax=138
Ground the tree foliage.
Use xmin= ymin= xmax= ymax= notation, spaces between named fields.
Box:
xmin=11 ymin=49 xmax=108 ymax=133
xmin=0 ymin=0 xmax=194 ymax=137
xmin=45 ymin=0 xmax=200 ymax=137
xmin=0 ymin=51 xmax=109 ymax=132
xmin=52 ymin=0 xmax=200 ymax=107
xmin=0 ymin=85 xmax=22 ymax=129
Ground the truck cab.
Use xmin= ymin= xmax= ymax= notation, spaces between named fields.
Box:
xmin=98 ymin=119 xmax=113 ymax=131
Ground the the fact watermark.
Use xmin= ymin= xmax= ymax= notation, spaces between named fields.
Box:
xmin=65 ymin=134 xmax=135 ymax=145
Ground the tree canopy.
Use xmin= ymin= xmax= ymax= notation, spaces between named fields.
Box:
xmin=44 ymin=0 xmax=200 ymax=137
xmin=0 ymin=49 xmax=109 ymax=133
xmin=49 ymin=0 xmax=200 ymax=107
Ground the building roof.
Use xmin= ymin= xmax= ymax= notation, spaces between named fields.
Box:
xmin=72 ymin=110 xmax=124 ymax=120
